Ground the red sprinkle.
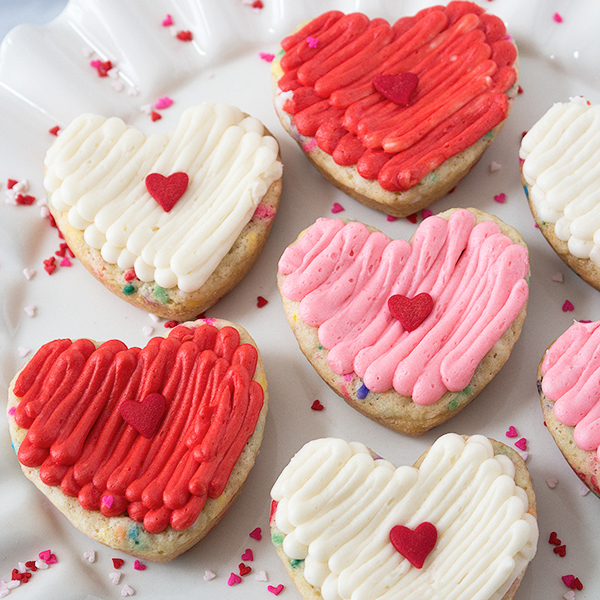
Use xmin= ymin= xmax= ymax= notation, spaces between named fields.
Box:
xmin=25 ymin=561 xmax=38 ymax=571
xmin=553 ymin=545 xmax=567 ymax=557
xmin=93 ymin=60 xmax=113 ymax=77
xmin=7 ymin=178 xmax=18 ymax=189
xmin=252 ymin=0 xmax=264 ymax=8
xmin=48 ymin=125 xmax=60 ymax=136
xmin=257 ymin=296 xmax=268 ymax=308
xmin=151 ymin=111 xmax=162 ymax=122
xmin=549 ymin=531 xmax=562 ymax=545
xmin=112 ymin=558 xmax=124 ymax=569
xmin=406 ymin=213 xmax=418 ymax=224
xmin=15 ymin=193 xmax=36 ymax=205
xmin=518 ymin=85 xmax=524 ymax=94
xmin=164 ymin=320 xmax=178 ymax=328
xmin=176 ymin=30 xmax=193 ymax=41
xmin=43 ymin=257 xmax=57 ymax=275
xmin=571 ymin=578 xmax=583 ymax=591
xmin=238 ymin=563 xmax=252 ymax=576
xmin=562 ymin=300 xmax=574 ymax=312
xmin=124 ymin=268 xmax=137 ymax=281
xmin=12 ymin=569 xmax=32 ymax=583
xmin=311 ymin=400 xmax=324 ymax=411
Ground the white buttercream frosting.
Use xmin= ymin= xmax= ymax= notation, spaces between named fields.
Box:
xmin=271 ymin=434 xmax=538 ymax=600
xmin=520 ymin=97 xmax=600 ymax=264
xmin=44 ymin=103 xmax=282 ymax=292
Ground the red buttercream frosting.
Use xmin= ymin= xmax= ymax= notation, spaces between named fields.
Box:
xmin=277 ymin=2 xmax=517 ymax=191
xmin=12 ymin=324 xmax=264 ymax=534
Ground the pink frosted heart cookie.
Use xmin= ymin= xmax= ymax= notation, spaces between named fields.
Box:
xmin=538 ymin=319 xmax=600 ymax=498
xmin=6 ymin=318 xmax=268 ymax=562
xmin=44 ymin=103 xmax=283 ymax=321
xmin=277 ymin=207 xmax=529 ymax=435
xmin=271 ymin=2 xmax=518 ymax=217
xmin=270 ymin=434 xmax=538 ymax=600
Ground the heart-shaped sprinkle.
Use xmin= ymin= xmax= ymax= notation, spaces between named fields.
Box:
xmin=255 ymin=570 xmax=268 ymax=582
xmin=390 ymin=522 xmax=437 ymax=569
xmin=571 ymin=577 xmax=583 ymax=590
xmin=249 ymin=527 xmax=262 ymax=540
xmin=554 ymin=545 xmax=567 ymax=557
xmin=151 ymin=111 xmax=162 ymax=122
xmin=549 ymin=531 xmax=561 ymax=545
xmin=552 ymin=272 xmax=564 ymax=283
xmin=563 ymin=591 xmax=575 ymax=600
xmin=23 ymin=268 xmax=36 ymax=280
xmin=311 ymin=399 xmax=324 ymax=411
xmin=60 ymin=256 xmax=72 ymax=267
xmin=112 ymin=558 xmax=124 ymax=569
xmin=109 ymin=572 xmax=122 ymax=585
xmin=306 ymin=36 xmax=318 ymax=48
xmin=562 ymin=575 xmax=575 ymax=587
xmin=490 ymin=161 xmax=502 ymax=172
xmin=23 ymin=305 xmax=37 ymax=318
xmin=24 ymin=561 xmax=37 ymax=572
xmin=268 ymin=584 xmax=285 ymax=595
xmin=239 ymin=562 xmax=251 ymax=576
xmin=579 ymin=484 xmax=590 ymax=496
xmin=388 ymin=293 xmax=433 ymax=332
xmin=493 ymin=192 xmax=506 ymax=203
xmin=241 ymin=549 xmax=253 ymax=562
xmin=83 ymin=550 xmax=96 ymax=563
xmin=119 ymin=392 xmax=166 ymax=438
xmin=38 ymin=550 xmax=56 ymax=564
xmin=546 ymin=478 xmax=559 ymax=489
xmin=162 ymin=14 xmax=173 ymax=27
xmin=372 ymin=72 xmax=418 ymax=106
xmin=228 ymin=573 xmax=242 ymax=586
xmin=204 ymin=570 xmax=216 ymax=581
xmin=34 ymin=560 xmax=48 ymax=570
xmin=505 ymin=426 xmax=518 ymax=438
xmin=514 ymin=437 xmax=527 ymax=451
xmin=18 ymin=347 xmax=30 ymax=358
xmin=562 ymin=300 xmax=574 ymax=312
xmin=145 ymin=172 xmax=189 ymax=212
xmin=331 ymin=202 xmax=344 ymax=214
xmin=121 ymin=584 xmax=135 ymax=597
xmin=257 ymin=296 xmax=268 ymax=308
xmin=102 ymin=495 xmax=114 ymax=508
xmin=176 ymin=30 xmax=193 ymax=41
xmin=134 ymin=560 xmax=146 ymax=571
xmin=155 ymin=97 xmax=173 ymax=110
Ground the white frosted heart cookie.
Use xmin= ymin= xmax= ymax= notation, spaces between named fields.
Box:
xmin=277 ymin=207 xmax=529 ymax=435
xmin=272 ymin=2 xmax=518 ymax=217
xmin=7 ymin=318 xmax=268 ymax=562
xmin=520 ymin=97 xmax=600 ymax=290
xmin=538 ymin=319 xmax=600 ymax=498
xmin=270 ymin=434 xmax=538 ymax=600
xmin=45 ymin=103 xmax=283 ymax=321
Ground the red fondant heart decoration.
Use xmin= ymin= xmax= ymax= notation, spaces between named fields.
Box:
xmin=390 ymin=522 xmax=438 ymax=569
xmin=549 ymin=531 xmax=561 ymax=546
xmin=120 ymin=393 xmax=166 ymax=439
xmin=145 ymin=172 xmax=189 ymax=212
xmin=372 ymin=73 xmax=418 ymax=106
xmin=388 ymin=293 xmax=433 ymax=332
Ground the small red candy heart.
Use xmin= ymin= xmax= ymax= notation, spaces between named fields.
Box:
xmin=549 ymin=531 xmax=561 ymax=546
xmin=388 ymin=293 xmax=433 ymax=332
xmin=120 ymin=393 xmax=166 ymax=438
xmin=571 ymin=577 xmax=583 ymax=591
xmin=372 ymin=72 xmax=419 ymax=106
xmin=311 ymin=399 xmax=324 ymax=411
xmin=145 ymin=172 xmax=189 ymax=212
xmin=553 ymin=545 xmax=566 ymax=557
xmin=390 ymin=522 xmax=437 ymax=569
xmin=238 ymin=562 xmax=252 ymax=576
xmin=112 ymin=558 xmax=124 ymax=569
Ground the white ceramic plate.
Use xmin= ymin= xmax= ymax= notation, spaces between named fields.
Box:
xmin=1 ymin=1 xmax=598 ymax=598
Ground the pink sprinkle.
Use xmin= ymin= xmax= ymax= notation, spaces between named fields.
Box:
xmin=553 ymin=12 xmax=563 ymax=23
xmin=228 ymin=573 xmax=242 ymax=586
xmin=386 ymin=215 xmax=398 ymax=222
xmin=90 ymin=59 xmax=101 ymax=69
xmin=60 ymin=256 xmax=72 ymax=267
xmin=306 ymin=36 xmax=318 ymax=48
xmin=421 ymin=209 xmax=433 ymax=219
xmin=102 ymin=495 xmax=114 ymax=508
xmin=259 ymin=52 xmax=275 ymax=62
xmin=241 ymin=549 xmax=253 ymax=562
xmin=39 ymin=550 xmax=57 ymax=564
xmin=493 ymin=192 xmax=506 ymax=203
xmin=162 ymin=14 xmax=173 ymax=26
xmin=506 ymin=426 xmax=518 ymax=438
xmin=249 ymin=527 xmax=262 ymax=540
xmin=8 ymin=407 xmax=16 ymax=416
xmin=134 ymin=560 xmax=146 ymax=571
xmin=562 ymin=300 xmax=574 ymax=312
xmin=268 ymin=584 xmax=285 ymax=596
xmin=562 ymin=575 xmax=575 ymax=588
xmin=514 ymin=438 xmax=527 ymax=451
xmin=302 ymin=138 xmax=317 ymax=152
xmin=331 ymin=202 xmax=344 ymax=214
xmin=155 ymin=96 xmax=173 ymax=110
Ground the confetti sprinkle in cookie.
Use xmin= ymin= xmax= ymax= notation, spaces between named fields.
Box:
xmin=44 ymin=103 xmax=283 ymax=321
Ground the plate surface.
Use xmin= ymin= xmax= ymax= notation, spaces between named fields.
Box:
xmin=1 ymin=1 xmax=598 ymax=598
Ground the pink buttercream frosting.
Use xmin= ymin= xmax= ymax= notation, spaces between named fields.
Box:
xmin=279 ymin=209 xmax=529 ymax=405
xmin=542 ymin=320 xmax=600 ymax=460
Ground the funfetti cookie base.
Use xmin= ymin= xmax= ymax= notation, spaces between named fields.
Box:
xmin=7 ymin=318 xmax=268 ymax=562
xmin=45 ymin=103 xmax=283 ymax=321
xmin=270 ymin=434 xmax=538 ymax=600
xmin=272 ymin=3 xmax=518 ymax=217
xmin=277 ymin=207 xmax=529 ymax=435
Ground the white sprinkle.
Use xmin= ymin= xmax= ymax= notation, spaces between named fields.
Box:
xmin=121 ymin=584 xmax=135 ymax=597
xmin=514 ymin=448 xmax=529 ymax=462
xmin=34 ymin=560 xmax=49 ymax=570
xmin=13 ymin=179 xmax=29 ymax=193
xmin=83 ymin=550 xmax=96 ymax=563
xmin=40 ymin=205 xmax=50 ymax=218
xmin=489 ymin=161 xmax=502 ymax=172
xmin=563 ymin=591 xmax=576 ymax=600
xmin=37 ymin=195 xmax=48 ymax=206
xmin=127 ymin=85 xmax=140 ymax=97
xmin=140 ymin=104 xmax=153 ymax=115
xmin=149 ymin=313 xmax=161 ymax=323
xmin=255 ymin=570 xmax=268 ymax=582
xmin=82 ymin=47 xmax=95 ymax=58
xmin=23 ymin=305 xmax=36 ymax=318
xmin=579 ymin=483 xmax=590 ymax=496
xmin=109 ymin=572 xmax=122 ymax=585
xmin=18 ymin=346 xmax=30 ymax=358
xmin=18 ymin=562 xmax=27 ymax=573
xmin=552 ymin=272 xmax=564 ymax=283
xmin=23 ymin=268 xmax=36 ymax=280
xmin=5 ymin=189 xmax=17 ymax=205
xmin=142 ymin=325 xmax=154 ymax=337
xmin=107 ymin=67 xmax=119 ymax=79
xmin=545 ymin=478 xmax=559 ymax=489
xmin=112 ymin=80 xmax=124 ymax=92
xmin=203 ymin=570 xmax=216 ymax=581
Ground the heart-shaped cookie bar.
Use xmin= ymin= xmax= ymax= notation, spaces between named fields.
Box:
xmin=272 ymin=2 xmax=518 ymax=216
xmin=44 ymin=103 xmax=283 ymax=321
xmin=520 ymin=97 xmax=600 ymax=291
xmin=270 ymin=434 xmax=538 ymax=600
xmin=7 ymin=318 xmax=268 ymax=562
xmin=277 ymin=207 xmax=529 ymax=435
xmin=538 ymin=319 xmax=600 ymax=498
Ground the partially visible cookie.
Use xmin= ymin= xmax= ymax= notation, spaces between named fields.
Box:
xmin=270 ymin=433 xmax=538 ymax=600
xmin=272 ymin=3 xmax=518 ymax=217
xmin=277 ymin=207 xmax=529 ymax=435
xmin=45 ymin=103 xmax=283 ymax=321
xmin=538 ymin=319 xmax=600 ymax=498
xmin=520 ymin=96 xmax=600 ymax=290
xmin=7 ymin=318 xmax=268 ymax=562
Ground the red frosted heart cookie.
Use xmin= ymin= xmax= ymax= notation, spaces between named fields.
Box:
xmin=272 ymin=2 xmax=518 ymax=217
xmin=6 ymin=318 xmax=268 ymax=562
